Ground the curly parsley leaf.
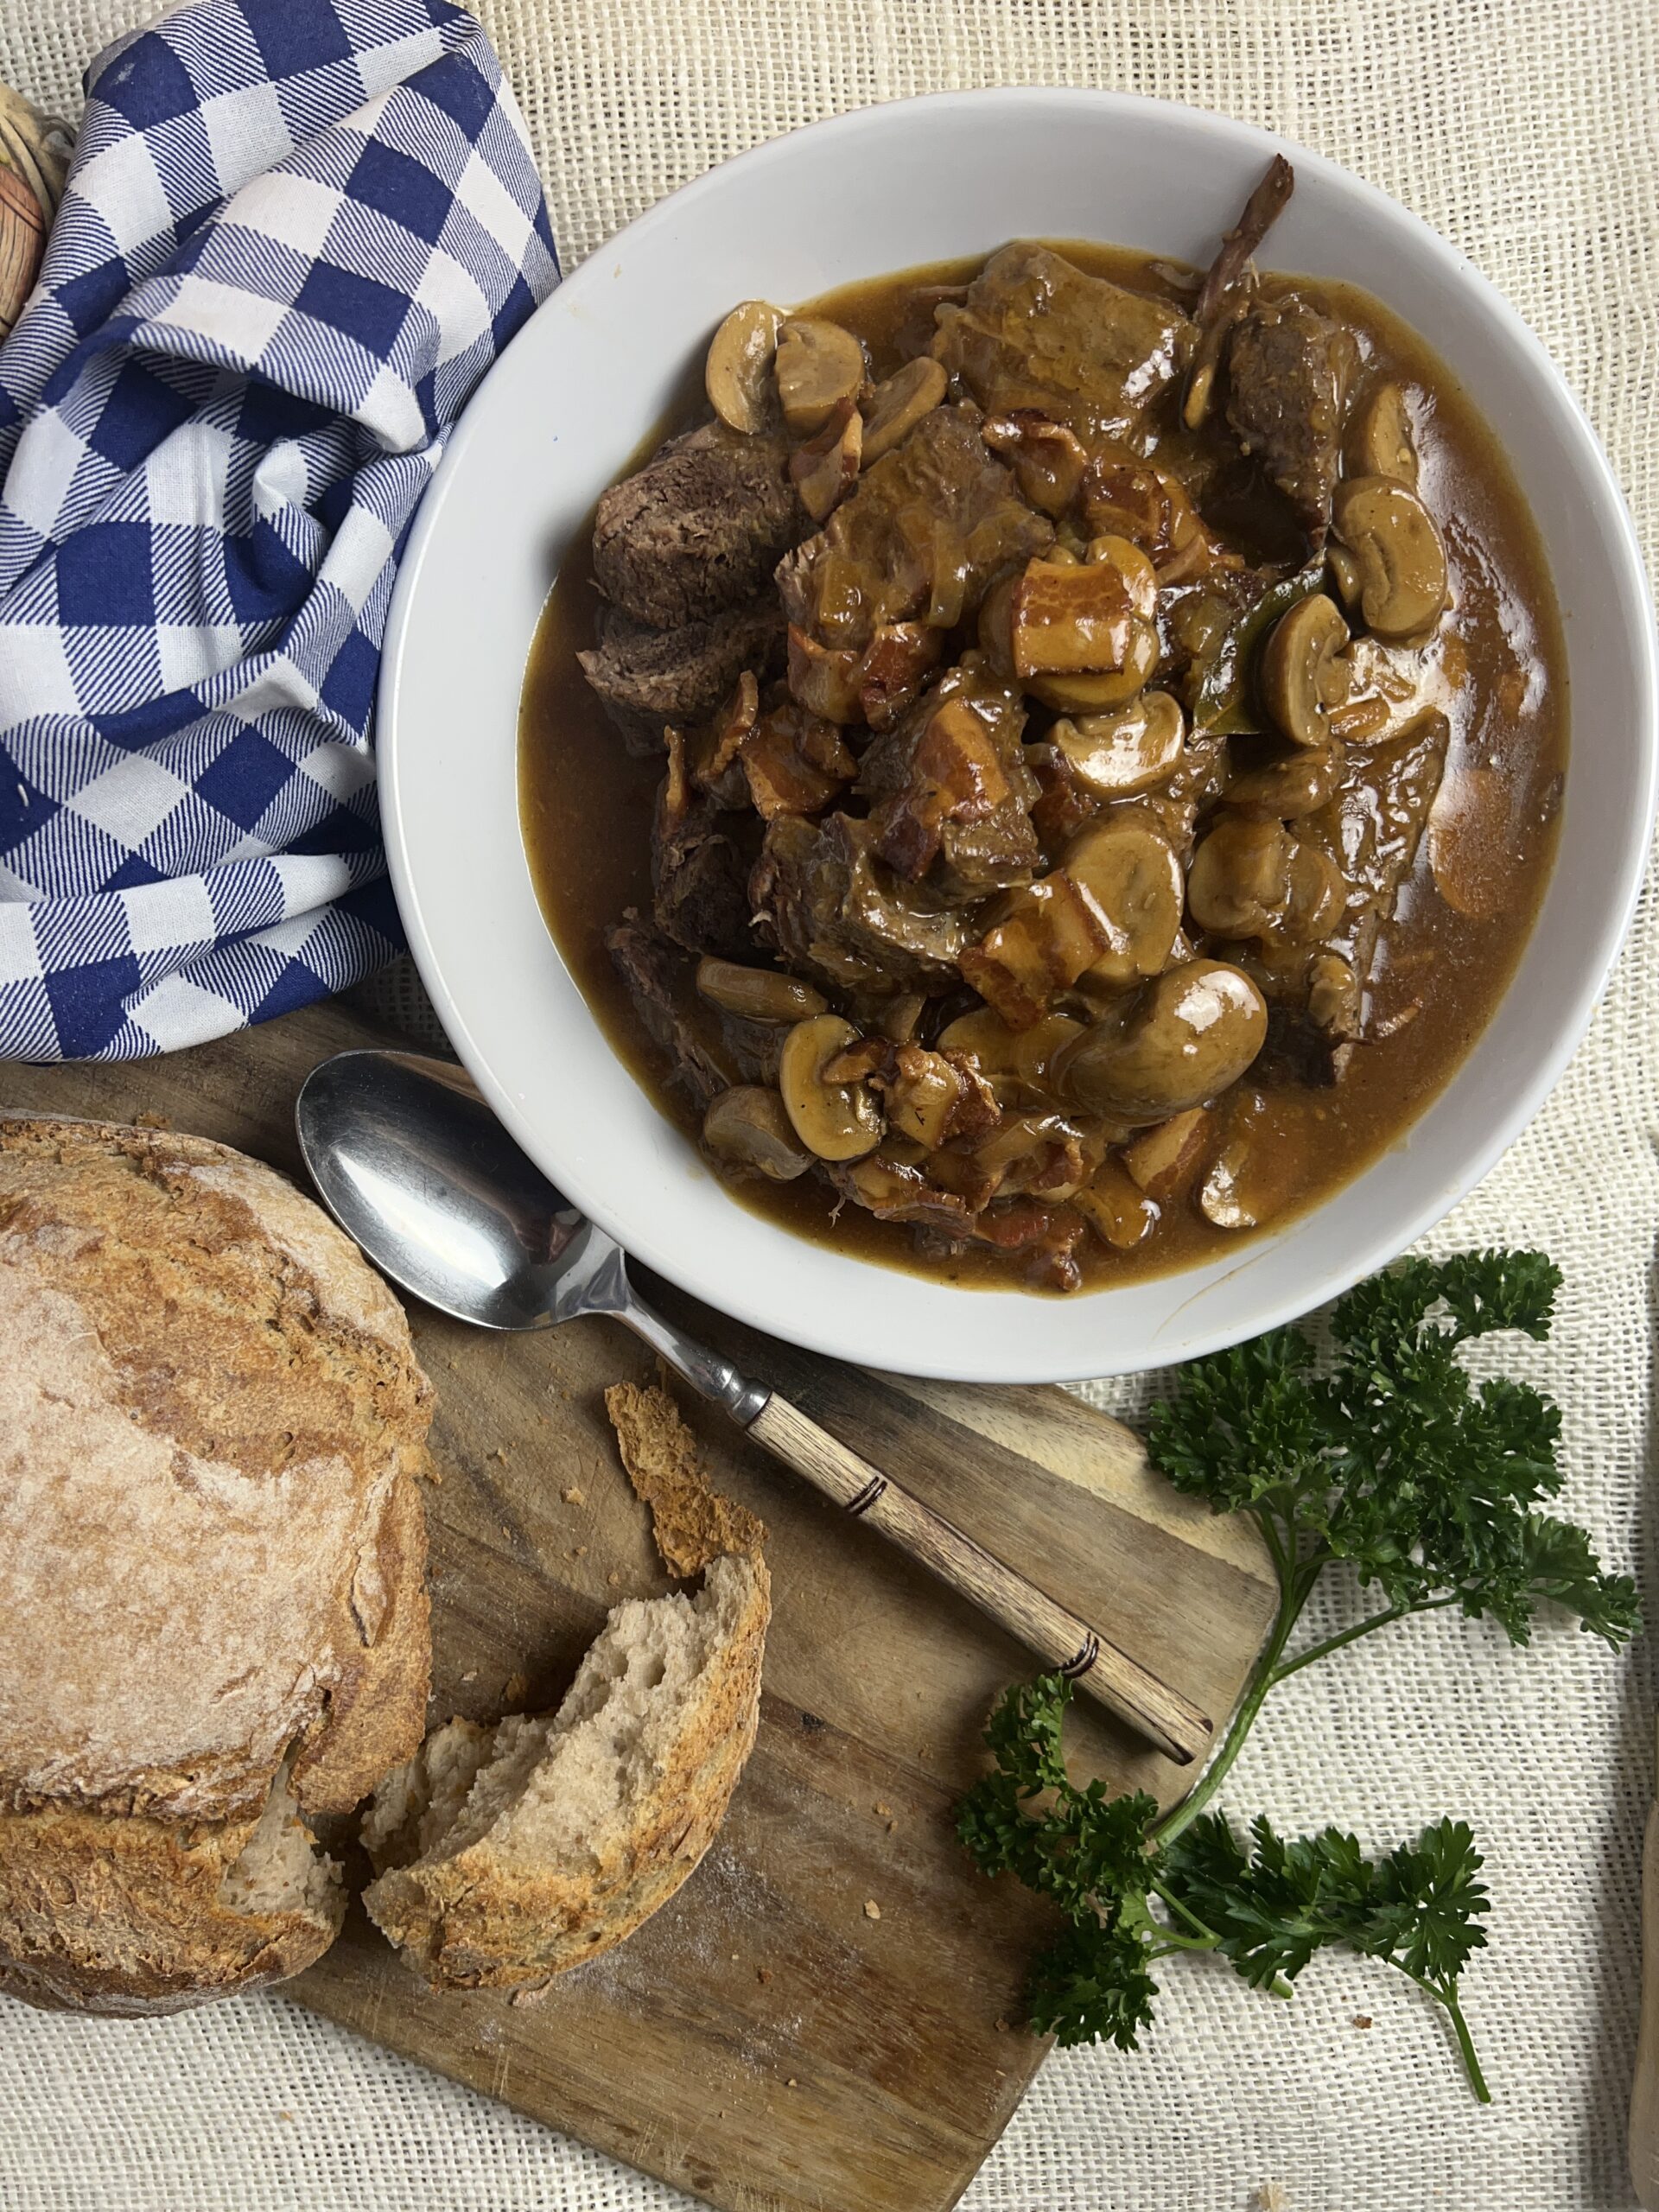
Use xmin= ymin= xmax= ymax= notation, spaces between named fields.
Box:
xmin=957 ymin=1251 xmax=1632 ymax=2102
xmin=1027 ymin=1914 xmax=1161 ymax=2050
xmin=1149 ymin=1249 xmax=1637 ymax=1649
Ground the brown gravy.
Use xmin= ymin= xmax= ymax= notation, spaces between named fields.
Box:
xmin=519 ymin=245 xmax=1565 ymax=1293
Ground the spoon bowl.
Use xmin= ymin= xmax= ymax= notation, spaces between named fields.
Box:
xmin=296 ymin=1048 xmax=630 ymax=1333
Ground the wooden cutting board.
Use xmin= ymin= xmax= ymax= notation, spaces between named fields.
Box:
xmin=3 ymin=998 xmax=1277 ymax=2212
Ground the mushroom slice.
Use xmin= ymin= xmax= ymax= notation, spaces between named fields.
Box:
xmin=1260 ymin=592 xmax=1351 ymax=747
xmin=1326 ymin=542 xmax=1364 ymax=610
xmin=778 ymin=1014 xmax=885 ymax=1160
xmin=1198 ymin=1140 xmax=1258 ymax=1228
xmin=982 ymin=411 xmax=1090 ymax=516
xmin=1346 ymin=380 xmax=1418 ymax=486
xmin=696 ymin=957 xmax=827 ymax=1023
xmin=861 ymin=356 xmax=947 ymax=467
xmin=705 ymin=301 xmax=785 ymax=434
xmin=1186 ymin=816 xmax=1294 ymax=937
xmin=1026 ymin=620 xmax=1160 ymax=715
xmin=1064 ymin=818 xmax=1185 ymax=988
xmin=1278 ymin=842 xmax=1347 ymax=944
xmin=1057 ymin=960 xmax=1268 ymax=1123
xmin=937 ymin=1007 xmax=1084 ymax=1103
xmin=774 ymin=316 xmax=867 ymax=437
xmin=1084 ymin=533 xmax=1160 ymax=609
xmin=1332 ymin=477 xmax=1450 ymax=642
xmin=1224 ymin=741 xmax=1341 ymax=819
xmin=790 ymin=398 xmax=863 ymax=522
xmin=1198 ymin=1099 xmax=1298 ymax=1230
xmin=1073 ymin=1156 xmax=1157 ymax=1249
xmin=703 ymin=1087 xmax=814 ymax=1180
xmin=1051 ymin=690 xmax=1185 ymax=798
xmin=1122 ymin=1106 xmax=1211 ymax=1201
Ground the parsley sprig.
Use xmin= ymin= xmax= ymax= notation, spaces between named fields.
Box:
xmin=957 ymin=1251 xmax=1637 ymax=2099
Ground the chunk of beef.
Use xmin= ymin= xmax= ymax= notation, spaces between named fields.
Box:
xmin=933 ymin=244 xmax=1195 ymax=449
xmin=750 ymin=813 xmax=974 ymax=996
xmin=652 ymin=729 xmax=755 ymax=959
xmin=578 ymin=596 xmax=785 ymax=755
xmin=856 ymin=664 xmax=1039 ymax=893
xmin=1225 ymin=296 xmax=1360 ymax=539
xmin=777 ymin=405 xmax=1051 ymax=655
xmin=605 ymin=917 xmax=732 ymax=1109
xmin=593 ymin=422 xmax=806 ymax=628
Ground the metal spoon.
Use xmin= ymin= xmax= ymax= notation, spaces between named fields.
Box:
xmin=295 ymin=1047 xmax=1211 ymax=1764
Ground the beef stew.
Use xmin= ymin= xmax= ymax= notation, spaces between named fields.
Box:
xmin=521 ymin=162 xmax=1565 ymax=1294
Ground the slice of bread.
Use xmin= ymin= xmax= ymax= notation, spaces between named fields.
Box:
xmin=362 ymin=1552 xmax=770 ymax=1989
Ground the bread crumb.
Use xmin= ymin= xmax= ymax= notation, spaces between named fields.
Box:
xmin=862 ymin=1899 xmax=881 ymax=1921
xmin=491 ymin=1446 xmax=508 ymax=1463
xmin=502 ymin=1672 xmax=528 ymax=1703
xmin=460 ymin=1670 xmax=478 ymax=1684
xmin=1249 ymin=2187 xmax=1289 ymax=2212
xmin=887 ymin=1819 xmax=897 ymax=1834
xmin=510 ymin=1982 xmax=551 ymax=2008
xmin=993 ymin=2018 xmax=1010 ymax=2034
xmin=757 ymin=1967 xmax=772 ymax=1985
xmin=568 ymin=1545 xmax=588 ymax=1559
xmin=607 ymin=1572 xmax=621 ymax=1587
xmin=562 ymin=1485 xmax=585 ymax=1504
xmin=874 ymin=1801 xmax=892 ymax=1816
xmin=604 ymin=1381 xmax=766 ymax=1574
xmin=277 ymin=2110 xmax=295 ymax=2121
xmin=134 ymin=1109 xmax=170 ymax=1129
xmin=1353 ymin=2015 xmax=1372 ymax=2030
xmin=786 ymin=2077 xmax=798 ymax=2088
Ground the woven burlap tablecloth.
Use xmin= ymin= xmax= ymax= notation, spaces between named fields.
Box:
xmin=3 ymin=2 xmax=1656 ymax=2207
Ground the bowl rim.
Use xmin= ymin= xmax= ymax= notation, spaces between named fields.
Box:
xmin=379 ymin=85 xmax=1658 ymax=1382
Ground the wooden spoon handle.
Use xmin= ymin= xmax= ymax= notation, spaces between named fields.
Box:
xmin=747 ymin=1389 xmax=1213 ymax=1765
xmin=1631 ymin=1727 xmax=1659 ymax=2206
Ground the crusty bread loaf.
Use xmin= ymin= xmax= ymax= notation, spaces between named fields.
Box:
xmin=362 ymin=1552 xmax=770 ymax=1989
xmin=0 ymin=1115 xmax=435 ymax=2014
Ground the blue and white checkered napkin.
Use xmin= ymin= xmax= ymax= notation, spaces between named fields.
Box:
xmin=0 ymin=0 xmax=557 ymax=1060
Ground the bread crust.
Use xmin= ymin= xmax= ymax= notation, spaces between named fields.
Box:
xmin=604 ymin=1380 xmax=766 ymax=1573
xmin=365 ymin=1554 xmax=770 ymax=1988
xmin=0 ymin=1115 xmax=435 ymax=2013
xmin=0 ymin=1801 xmax=342 ymax=2017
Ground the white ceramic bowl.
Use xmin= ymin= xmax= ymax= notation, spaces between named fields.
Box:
xmin=379 ymin=89 xmax=1656 ymax=1383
